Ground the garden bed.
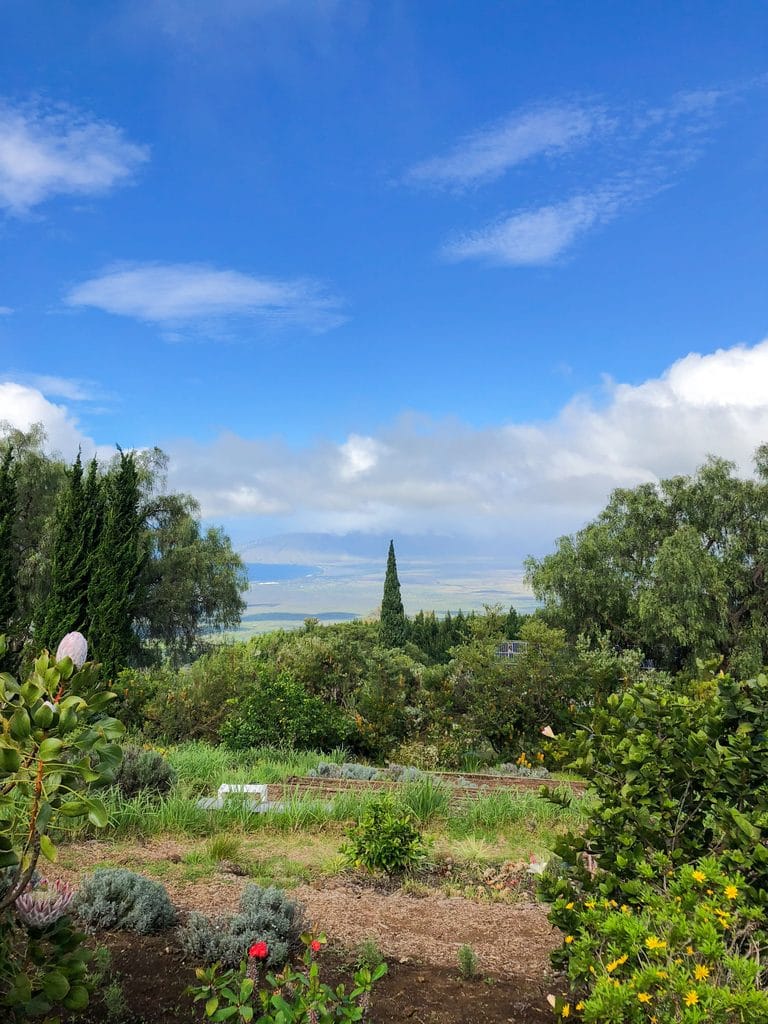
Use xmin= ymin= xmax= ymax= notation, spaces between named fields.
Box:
xmin=276 ymin=771 xmax=585 ymax=803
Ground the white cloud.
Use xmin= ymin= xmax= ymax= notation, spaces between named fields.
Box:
xmin=161 ymin=338 xmax=768 ymax=549
xmin=0 ymin=100 xmax=148 ymax=215
xmin=0 ymin=306 xmax=13 ymax=316
xmin=405 ymin=103 xmax=607 ymax=188
xmin=0 ymin=383 xmax=98 ymax=458
xmin=443 ymin=190 xmax=623 ymax=265
xmin=66 ymin=262 xmax=345 ymax=333
xmin=422 ymin=83 xmax=754 ymax=266
xmin=7 ymin=338 xmax=768 ymax=558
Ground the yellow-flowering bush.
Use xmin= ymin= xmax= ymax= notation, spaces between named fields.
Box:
xmin=548 ymin=857 xmax=768 ymax=1022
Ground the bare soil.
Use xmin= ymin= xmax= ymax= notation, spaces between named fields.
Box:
xmin=55 ymin=840 xmax=562 ymax=1022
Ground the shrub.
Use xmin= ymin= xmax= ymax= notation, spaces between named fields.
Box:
xmin=113 ymin=744 xmax=175 ymax=799
xmin=547 ymin=857 xmax=768 ymax=1021
xmin=342 ymin=796 xmax=428 ymax=875
xmin=0 ymin=635 xmax=123 ymax=1023
xmin=544 ymin=668 xmax=768 ymax=898
xmin=140 ymin=644 xmax=268 ymax=742
xmin=73 ymin=869 xmax=177 ymax=935
xmin=178 ymin=883 xmax=304 ymax=969
xmin=221 ymin=668 xmax=353 ymax=751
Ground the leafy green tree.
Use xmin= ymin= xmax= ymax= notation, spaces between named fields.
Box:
xmin=0 ymin=447 xmax=18 ymax=669
xmin=380 ymin=539 xmax=406 ymax=648
xmin=526 ymin=448 xmax=768 ymax=674
xmin=88 ymin=450 xmax=148 ymax=677
xmin=137 ymin=492 xmax=247 ymax=664
xmin=35 ymin=453 xmax=94 ymax=651
xmin=0 ymin=425 xmax=67 ymax=635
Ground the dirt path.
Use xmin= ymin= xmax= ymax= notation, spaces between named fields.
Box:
xmin=293 ymin=879 xmax=558 ymax=980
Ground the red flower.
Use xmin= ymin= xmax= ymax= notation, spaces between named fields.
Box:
xmin=249 ymin=941 xmax=269 ymax=959
xmin=310 ymin=940 xmax=322 ymax=952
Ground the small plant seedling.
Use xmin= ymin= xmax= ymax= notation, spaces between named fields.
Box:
xmin=355 ymin=936 xmax=385 ymax=971
xmin=457 ymin=943 xmax=479 ymax=980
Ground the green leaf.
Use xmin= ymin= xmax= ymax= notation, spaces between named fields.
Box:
xmin=10 ymin=707 xmax=31 ymax=739
xmin=205 ymin=996 xmax=219 ymax=1016
xmin=39 ymin=832 xmax=58 ymax=863
xmin=42 ymin=971 xmax=70 ymax=1000
xmin=62 ymin=984 xmax=89 ymax=1011
xmin=38 ymin=737 xmax=64 ymax=762
xmin=86 ymin=797 xmax=108 ymax=828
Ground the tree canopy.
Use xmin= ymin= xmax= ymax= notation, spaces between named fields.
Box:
xmin=525 ymin=447 xmax=768 ymax=675
xmin=0 ymin=424 xmax=247 ymax=669
xmin=380 ymin=539 xmax=407 ymax=648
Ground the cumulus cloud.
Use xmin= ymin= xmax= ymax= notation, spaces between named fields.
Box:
xmin=162 ymin=338 xmax=768 ymax=549
xmin=405 ymin=103 xmax=608 ymax=188
xmin=0 ymin=382 xmax=98 ymax=458
xmin=66 ymin=262 xmax=345 ymax=333
xmin=0 ymin=99 xmax=148 ymax=215
xmin=7 ymin=338 xmax=768 ymax=556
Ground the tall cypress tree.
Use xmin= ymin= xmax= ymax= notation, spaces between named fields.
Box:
xmin=88 ymin=450 xmax=147 ymax=678
xmin=80 ymin=457 xmax=105 ymax=637
xmin=0 ymin=445 xmax=18 ymax=666
xmin=36 ymin=452 xmax=91 ymax=650
xmin=380 ymin=539 xmax=407 ymax=648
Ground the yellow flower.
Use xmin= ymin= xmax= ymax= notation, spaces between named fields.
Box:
xmin=637 ymin=992 xmax=652 ymax=1003
xmin=617 ymin=954 xmax=628 ymax=965
xmin=606 ymin=960 xmax=619 ymax=973
xmin=692 ymin=870 xmax=706 ymax=883
xmin=684 ymin=990 xmax=699 ymax=1007
xmin=565 ymin=902 xmax=574 ymax=910
xmin=565 ymin=935 xmax=574 ymax=944
xmin=706 ymin=888 xmax=714 ymax=895
xmin=686 ymin=946 xmax=694 ymax=955
xmin=694 ymin=965 xmax=710 ymax=981
xmin=725 ymin=884 xmax=738 ymax=900
xmin=645 ymin=937 xmax=667 ymax=951
xmin=620 ymin=904 xmax=631 ymax=915
xmin=561 ymin=1005 xmax=570 ymax=1018
xmin=655 ymin=970 xmax=668 ymax=979
xmin=585 ymin=900 xmax=596 ymax=910
xmin=575 ymin=1003 xmax=585 ymax=1011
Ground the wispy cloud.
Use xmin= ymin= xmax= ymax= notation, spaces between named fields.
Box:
xmin=443 ymin=189 xmax=626 ymax=266
xmin=0 ymin=99 xmax=149 ymax=215
xmin=405 ymin=102 xmax=609 ymax=188
xmin=2 ymin=374 xmax=103 ymax=402
xmin=0 ymin=306 xmax=13 ymax=316
xmin=66 ymin=262 xmax=346 ymax=334
xmin=417 ymin=84 xmax=756 ymax=266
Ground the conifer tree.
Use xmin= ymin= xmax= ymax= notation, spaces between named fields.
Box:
xmin=0 ymin=445 xmax=18 ymax=666
xmin=88 ymin=450 xmax=148 ymax=678
xmin=36 ymin=452 xmax=91 ymax=650
xmin=380 ymin=539 xmax=407 ymax=648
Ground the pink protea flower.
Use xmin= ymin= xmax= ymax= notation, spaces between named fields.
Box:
xmin=55 ymin=632 xmax=88 ymax=669
xmin=15 ymin=877 xmax=75 ymax=927
xmin=540 ymin=725 xmax=556 ymax=739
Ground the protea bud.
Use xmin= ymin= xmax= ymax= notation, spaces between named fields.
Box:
xmin=55 ymin=632 xmax=88 ymax=669
xmin=15 ymin=877 xmax=75 ymax=927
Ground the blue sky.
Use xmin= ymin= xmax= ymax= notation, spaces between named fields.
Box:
xmin=1 ymin=2 xmax=767 ymax=615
